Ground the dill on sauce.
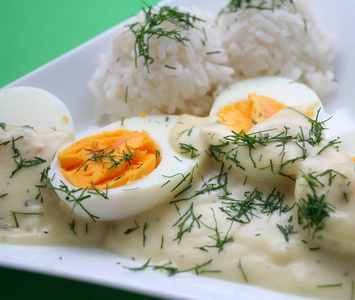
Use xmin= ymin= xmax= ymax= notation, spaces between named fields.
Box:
xmin=297 ymin=171 xmax=337 ymax=239
xmin=69 ymin=219 xmax=76 ymax=235
xmin=197 ymin=209 xmax=234 ymax=253
xmin=179 ymin=143 xmax=200 ymax=158
xmin=124 ymin=220 xmax=140 ymax=235
xmin=173 ymin=202 xmax=202 ymax=243
xmin=10 ymin=156 xmax=46 ymax=178
xmin=11 ymin=211 xmax=42 ymax=228
xmin=124 ymin=258 xmax=219 ymax=276
xmin=50 ymin=180 xmax=100 ymax=222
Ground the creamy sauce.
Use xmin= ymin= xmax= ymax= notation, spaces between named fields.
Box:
xmin=0 ymin=125 xmax=107 ymax=246
xmin=2 ymin=109 xmax=355 ymax=299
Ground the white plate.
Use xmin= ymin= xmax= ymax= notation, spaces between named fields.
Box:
xmin=1 ymin=0 xmax=355 ymax=299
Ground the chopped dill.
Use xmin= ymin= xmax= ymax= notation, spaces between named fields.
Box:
xmin=50 ymin=180 xmax=100 ymax=222
xmin=317 ymin=283 xmax=343 ymax=288
xmin=124 ymin=221 xmax=140 ymax=235
xmin=143 ymin=222 xmax=148 ymax=246
xmin=124 ymin=258 xmax=219 ymax=276
xmin=179 ymin=143 xmax=200 ymax=158
xmin=173 ymin=202 xmax=202 ymax=243
xmin=297 ymin=171 xmax=337 ymax=239
xmin=276 ymin=223 xmax=298 ymax=242
xmin=238 ymin=258 xmax=248 ymax=282
xmin=219 ymin=0 xmax=295 ymax=16
xmin=127 ymin=5 xmax=205 ymax=73
xmin=197 ymin=209 xmax=234 ymax=253
xmin=69 ymin=219 xmax=76 ymax=235
xmin=11 ymin=211 xmax=42 ymax=228
xmin=10 ymin=156 xmax=46 ymax=178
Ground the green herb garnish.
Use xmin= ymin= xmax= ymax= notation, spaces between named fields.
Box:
xmin=127 ymin=5 xmax=205 ymax=73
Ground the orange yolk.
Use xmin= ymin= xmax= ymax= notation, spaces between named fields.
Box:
xmin=57 ymin=129 xmax=161 ymax=190
xmin=217 ymin=93 xmax=286 ymax=133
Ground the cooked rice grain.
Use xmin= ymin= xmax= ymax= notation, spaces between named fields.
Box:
xmin=89 ymin=8 xmax=234 ymax=123
xmin=218 ymin=0 xmax=337 ymax=98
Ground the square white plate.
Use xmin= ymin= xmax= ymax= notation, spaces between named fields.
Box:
xmin=1 ymin=0 xmax=355 ymax=299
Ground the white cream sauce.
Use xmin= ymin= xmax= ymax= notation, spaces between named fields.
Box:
xmin=2 ymin=108 xmax=355 ymax=299
xmin=0 ymin=125 xmax=107 ymax=246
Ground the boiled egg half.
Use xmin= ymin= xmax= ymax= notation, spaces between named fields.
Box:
xmin=210 ymin=76 xmax=324 ymax=133
xmin=49 ymin=115 xmax=200 ymax=221
xmin=0 ymin=86 xmax=74 ymax=131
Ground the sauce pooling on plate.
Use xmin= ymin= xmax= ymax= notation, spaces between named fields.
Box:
xmin=2 ymin=79 xmax=355 ymax=299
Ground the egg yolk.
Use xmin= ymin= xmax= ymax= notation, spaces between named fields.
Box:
xmin=57 ymin=129 xmax=161 ymax=190
xmin=217 ymin=93 xmax=286 ymax=133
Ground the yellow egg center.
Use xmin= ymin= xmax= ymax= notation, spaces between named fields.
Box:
xmin=217 ymin=93 xmax=286 ymax=133
xmin=57 ymin=129 xmax=161 ymax=190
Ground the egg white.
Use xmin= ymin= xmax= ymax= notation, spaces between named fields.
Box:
xmin=0 ymin=86 xmax=74 ymax=131
xmin=210 ymin=76 xmax=324 ymax=119
xmin=49 ymin=115 xmax=200 ymax=221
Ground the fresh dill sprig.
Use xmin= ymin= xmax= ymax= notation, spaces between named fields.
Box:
xmin=0 ymin=140 xmax=10 ymax=146
xmin=78 ymin=142 xmax=135 ymax=172
xmin=127 ymin=5 xmax=205 ymax=73
xmin=10 ymin=156 xmax=46 ymax=178
xmin=143 ymin=222 xmax=148 ymax=246
xmin=297 ymin=171 xmax=338 ymax=238
xmin=50 ymin=180 xmax=100 ymax=222
xmin=220 ymin=187 xmax=293 ymax=223
xmin=219 ymin=0 xmax=295 ymax=16
xmin=238 ymin=258 xmax=248 ymax=282
xmin=124 ymin=258 xmax=219 ymax=276
xmin=35 ymin=167 xmax=51 ymax=203
xmin=197 ymin=209 xmax=234 ymax=253
xmin=171 ymin=163 xmax=229 ymax=204
xmin=88 ymin=182 xmax=109 ymax=199
xmin=11 ymin=211 xmax=42 ymax=228
xmin=276 ymin=223 xmax=298 ymax=242
xmin=173 ymin=202 xmax=202 ymax=243
xmin=179 ymin=143 xmax=200 ymax=159
xmin=69 ymin=219 xmax=76 ymax=235
xmin=177 ymin=126 xmax=195 ymax=139
xmin=124 ymin=220 xmax=140 ymax=235
xmin=11 ymin=135 xmax=24 ymax=157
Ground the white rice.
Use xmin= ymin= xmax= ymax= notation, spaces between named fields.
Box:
xmin=89 ymin=7 xmax=234 ymax=124
xmin=89 ymin=0 xmax=337 ymax=123
xmin=218 ymin=0 xmax=337 ymax=98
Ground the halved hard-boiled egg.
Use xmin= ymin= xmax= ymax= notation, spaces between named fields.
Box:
xmin=210 ymin=76 xmax=323 ymax=133
xmin=49 ymin=115 xmax=200 ymax=221
xmin=0 ymin=86 xmax=74 ymax=131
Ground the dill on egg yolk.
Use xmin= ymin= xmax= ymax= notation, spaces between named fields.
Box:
xmin=217 ymin=93 xmax=286 ymax=133
xmin=57 ymin=129 xmax=161 ymax=190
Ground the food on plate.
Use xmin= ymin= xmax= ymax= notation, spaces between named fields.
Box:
xmin=49 ymin=115 xmax=200 ymax=220
xmin=0 ymin=86 xmax=74 ymax=131
xmin=1 ymin=0 xmax=351 ymax=298
xmin=210 ymin=76 xmax=322 ymax=133
xmin=218 ymin=0 xmax=337 ymax=98
xmin=2 ymin=75 xmax=355 ymax=299
xmin=89 ymin=5 xmax=234 ymax=123
xmin=89 ymin=0 xmax=336 ymax=125
xmin=0 ymin=88 xmax=107 ymax=245
xmin=103 ymin=79 xmax=355 ymax=299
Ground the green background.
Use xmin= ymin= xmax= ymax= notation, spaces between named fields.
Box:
xmin=0 ymin=1 xmax=161 ymax=299
xmin=0 ymin=0 xmax=159 ymax=88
